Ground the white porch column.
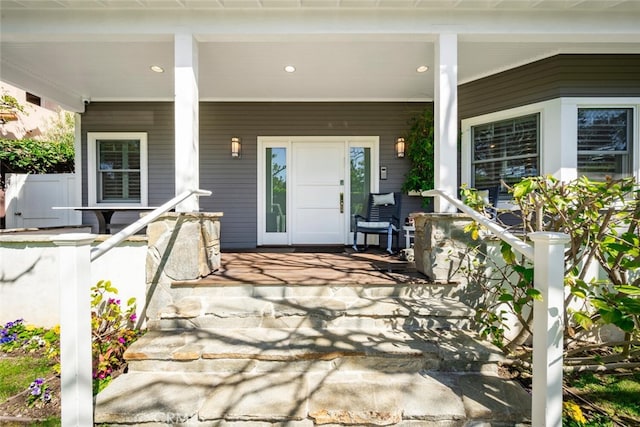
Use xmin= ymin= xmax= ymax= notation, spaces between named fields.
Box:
xmin=529 ymin=231 xmax=570 ymax=427
xmin=72 ymin=113 xmax=82 ymax=224
xmin=541 ymin=99 xmax=578 ymax=182
xmin=434 ymin=33 xmax=458 ymax=213
xmin=174 ymin=33 xmax=200 ymax=212
xmin=52 ymin=233 xmax=96 ymax=427
xmin=558 ymin=100 xmax=579 ymax=182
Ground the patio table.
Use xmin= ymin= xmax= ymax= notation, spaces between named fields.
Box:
xmin=52 ymin=206 xmax=158 ymax=234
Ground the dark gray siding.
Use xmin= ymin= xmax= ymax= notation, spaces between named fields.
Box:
xmin=81 ymin=102 xmax=175 ymax=229
xmin=459 ymin=54 xmax=640 ymax=120
xmin=200 ymin=102 xmax=429 ymax=249
xmin=82 ymin=102 xmax=429 ymax=248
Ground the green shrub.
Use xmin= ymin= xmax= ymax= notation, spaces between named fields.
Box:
xmin=0 ymin=138 xmax=74 ymax=176
xmin=462 ymin=176 xmax=640 ymax=351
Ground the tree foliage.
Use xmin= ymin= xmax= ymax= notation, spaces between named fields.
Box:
xmin=0 ymin=90 xmax=74 ymax=178
xmin=0 ymin=138 xmax=74 ymax=175
xmin=463 ymin=176 xmax=640 ymax=361
xmin=0 ymin=93 xmax=26 ymax=115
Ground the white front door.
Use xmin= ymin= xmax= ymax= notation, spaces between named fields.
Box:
xmin=291 ymin=142 xmax=345 ymax=244
xmin=258 ymin=136 xmax=379 ymax=246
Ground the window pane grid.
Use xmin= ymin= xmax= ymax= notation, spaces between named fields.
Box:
xmin=577 ymin=108 xmax=633 ymax=181
xmin=473 ymin=115 xmax=538 ymax=162
xmin=579 ymin=150 xmax=629 ymax=155
xmin=473 ymin=153 xmax=539 ymax=164
xmin=471 ymin=114 xmax=539 ymax=197
xmin=97 ymin=139 xmax=142 ymax=203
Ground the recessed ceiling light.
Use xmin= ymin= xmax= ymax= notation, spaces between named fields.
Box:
xmin=150 ymin=65 xmax=164 ymax=73
xmin=284 ymin=65 xmax=296 ymax=73
xmin=416 ymin=65 xmax=429 ymax=73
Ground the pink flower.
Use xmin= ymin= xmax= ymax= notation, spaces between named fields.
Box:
xmin=129 ymin=313 xmax=137 ymax=322
xmin=118 ymin=337 xmax=125 ymax=344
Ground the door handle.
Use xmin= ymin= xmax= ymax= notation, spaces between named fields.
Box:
xmin=15 ymin=212 xmax=22 ymax=216
xmin=339 ymin=193 xmax=344 ymax=213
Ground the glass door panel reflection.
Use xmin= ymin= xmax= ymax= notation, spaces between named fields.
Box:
xmin=266 ymin=147 xmax=287 ymax=233
xmin=350 ymin=147 xmax=371 ymax=231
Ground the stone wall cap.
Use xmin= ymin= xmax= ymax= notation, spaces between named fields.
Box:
xmin=148 ymin=211 xmax=224 ymax=219
xmin=0 ymin=233 xmax=147 ymax=244
xmin=94 ymin=235 xmax=148 ymax=243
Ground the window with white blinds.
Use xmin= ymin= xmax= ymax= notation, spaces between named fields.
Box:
xmin=88 ymin=132 xmax=148 ymax=206
xmin=471 ymin=114 xmax=539 ymax=197
xmin=578 ymin=108 xmax=633 ymax=181
xmin=97 ymin=139 xmax=141 ymax=202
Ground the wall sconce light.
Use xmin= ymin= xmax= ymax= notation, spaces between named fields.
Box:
xmin=395 ymin=137 xmax=405 ymax=158
xmin=231 ymin=137 xmax=241 ymax=158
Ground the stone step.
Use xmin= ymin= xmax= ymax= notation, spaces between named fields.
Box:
xmin=169 ymin=283 xmax=459 ymax=299
xmin=95 ymin=371 xmax=531 ymax=426
xmin=125 ymin=328 xmax=503 ymax=374
xmin=150 ymin=295 xmax=475 ymax=331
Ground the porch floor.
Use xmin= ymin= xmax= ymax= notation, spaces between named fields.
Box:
xmin=175 ymin=248 xmax=435 ymax=286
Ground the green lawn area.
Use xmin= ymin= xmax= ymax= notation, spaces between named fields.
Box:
xmin=564 ymin=371 xmax=640 ymax=426
xmin=0 ymin=355 xmax=53 ymax=402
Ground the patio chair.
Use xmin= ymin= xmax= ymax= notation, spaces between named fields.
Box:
xmin=352 ymin=192 xmax=402 ymax=254
xmin=478 ymin=186 xmax=500 ymax=219
xmin=461 ymin=186 xmax=499 ymax=219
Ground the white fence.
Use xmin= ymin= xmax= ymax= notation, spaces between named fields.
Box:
xmin=4 ymin=173 xmax=80 ymax=229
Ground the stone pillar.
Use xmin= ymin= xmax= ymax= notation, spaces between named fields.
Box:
xmin=413 ymin=212 xmax=475 ymax=284
xmin=145 ymin=212 xmax=222 ymax=319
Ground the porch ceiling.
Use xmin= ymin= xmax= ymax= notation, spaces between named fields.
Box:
xmin=1 ymin=2 xmax=640 ymax=111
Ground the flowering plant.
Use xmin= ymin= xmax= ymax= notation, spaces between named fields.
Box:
xmin=91 ymin=280 xmax=141 ymax=394
xmin=26 ymin=377 xmax=52 ymax=408
xmin=0 ymin=318 xmax=24 ymax=347
xmin=0 ymin=319 xmax=60 ymax=366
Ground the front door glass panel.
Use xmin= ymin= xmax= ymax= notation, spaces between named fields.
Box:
xmin=350 ymin=147 xmax=371 ymax=231
xmin=265 ymin=147 xmax=287 ymax=233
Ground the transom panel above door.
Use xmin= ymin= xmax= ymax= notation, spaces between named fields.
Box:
xmin=257 ymin=136 xmax=379 ymax=247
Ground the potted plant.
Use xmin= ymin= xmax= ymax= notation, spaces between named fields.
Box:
xmin=401 ymin=107 xmax=434 ymax=202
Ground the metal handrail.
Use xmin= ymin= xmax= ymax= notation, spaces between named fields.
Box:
xmin=422 ymin=189 xmax=534 ymax=260
xmin=90 ymin=189 xmax=212 ymax=262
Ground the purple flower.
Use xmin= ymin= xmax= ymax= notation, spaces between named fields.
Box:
xmin=28 ymin=378 xmax=46 ymax=397
xmin=118 ymin=337 xmax=126 ymax=344
xmin=129 ymin=313 xmax=137 ymax=322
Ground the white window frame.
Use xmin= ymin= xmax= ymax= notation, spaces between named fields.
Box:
xmin=87 ymin=132 xmax=148 ymax=207
xmin=462 ymin=98 xmax=640 ymax=207
xmin=571 ymin=98 xmax=640 ymax=183
xmin=461 ymin=101 xmax=550 ymax=201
